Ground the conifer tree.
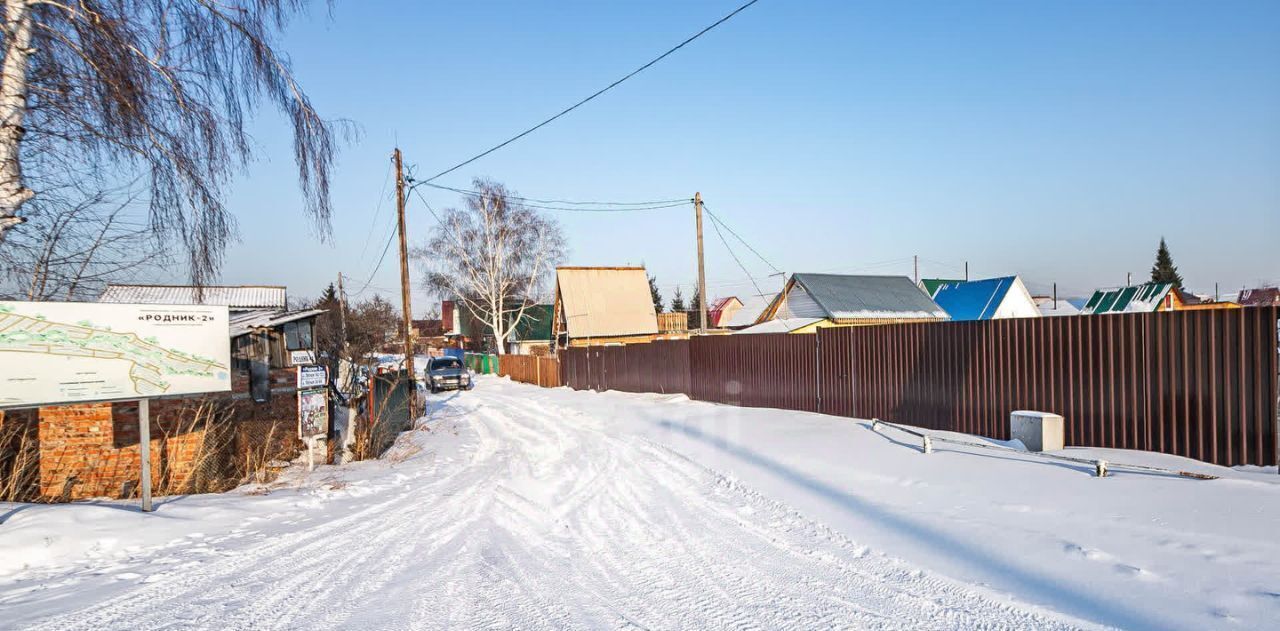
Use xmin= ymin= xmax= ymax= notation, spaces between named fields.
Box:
xmin=648 ymin=274 xmax=663 ymax=313
xmin=1150 ymin=237 xmax=1184 ymax=288
xmin=669 ymin=286 xmax=686 ymax=314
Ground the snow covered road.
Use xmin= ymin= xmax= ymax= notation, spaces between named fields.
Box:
xmin=1 ymin=380 xmax=1097 ymax=630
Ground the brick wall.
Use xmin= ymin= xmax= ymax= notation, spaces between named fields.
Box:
xmin=26 ymin=368 xmax=305 ymax=501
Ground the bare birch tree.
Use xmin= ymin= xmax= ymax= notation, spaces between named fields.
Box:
xmin=0 ymin=180 xmax=166 ymax=300
xmin=0 ymin=0 xmax=341 ymax=285
xmin=414 ymin=179 xmax=565 ymax=352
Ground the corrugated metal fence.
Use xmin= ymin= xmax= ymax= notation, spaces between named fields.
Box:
xmin=559 ymin=307 xmax=1279 ymax=466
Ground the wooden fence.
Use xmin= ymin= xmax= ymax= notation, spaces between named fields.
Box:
xmin=558 ymin=307 xmax=1280 ymax=467
xmin=496 ymin=354 xmax=562 ymax=388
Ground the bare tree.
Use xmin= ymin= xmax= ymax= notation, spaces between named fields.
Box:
xmin=415 ymin=179 xmax=565 ymax=352
xmin=0 ymin=0 xmax=342 ymax=285
xmin=0 ymin=180 xmax=167 ymax=300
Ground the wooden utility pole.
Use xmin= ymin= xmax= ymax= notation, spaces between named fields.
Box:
xmin=913 ymin=255 xmax=919 ymax=284
xmin=393 ymin=149 xmax=417 ymax=410
xmin=336 ymin=272 xmax=349 ymax=355
xmin=694 ymin=192 xmax=707 ymax=334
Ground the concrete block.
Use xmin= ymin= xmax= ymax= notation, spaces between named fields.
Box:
xmin=1010 ymin=411 xmax=1064 ymax=452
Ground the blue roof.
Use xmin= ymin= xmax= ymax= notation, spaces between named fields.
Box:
xmin=931 ymin=277 xmax=1018 ymax=321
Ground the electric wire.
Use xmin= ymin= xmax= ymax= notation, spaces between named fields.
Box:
xmin=705 ymin=208 xmax=766 ymax=299
xmin=420 ymin=0 xmax=762 ymax=183
xmin=417 ymin=181 xmax=689 ymax=208
xmin=700 ymin=202 xmax=782 ymax=275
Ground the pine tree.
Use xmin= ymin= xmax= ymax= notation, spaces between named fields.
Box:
xmin=1150 ymin=237 xmax=1184 ymax=288
xmin=319 ymin=282 xmax=338 ymax=305
xmin=669 ymin=286 xmax=686 ymax=314
xmin=648 ymin=275 xmax=663 ymax=313
xmin=689 ymin=290 xmax=703 ymax=329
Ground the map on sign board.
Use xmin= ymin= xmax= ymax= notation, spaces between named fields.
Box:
xmin=0 ymin=301 xmax=231 ymax=408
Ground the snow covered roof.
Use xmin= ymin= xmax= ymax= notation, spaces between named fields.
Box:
xmin=735 ymin=317 xmax=823 ymax=334
xmin=228 ymin=309 xmax=326 ymax=338
xmin=555 ymin=267 xmax=658 ymax=339
xmin=724 ymin=294 xmax=775 ymax=328
xmin=931 ymin=277 xmax=1020 ymax=321
xmin=1238 ymin=287 xmax=1280 ymax=307
xmin=781 ymin=274 xmax=949 ymax=321
xmin=99 ymin=284 xmax=286 ymax=310
xmin=1036 ymin=299 xmax=1081 ymax=317
xmin=1080 ymin=282 xmax=1174 ymax=315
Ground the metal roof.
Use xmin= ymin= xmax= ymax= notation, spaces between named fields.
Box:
xmin=99 ymin=284 xmax=286 ymax=310
xmin=920 ymin=278 xmax=965 ymax=298
xmin=509 ymin=304 xmax=554 ymax=342
xmin=735 ymin=317 xmax=823 ymax=334
xmin=790 ymin=274 xmax=949 ymax=320
xmin=1080 ymin=282 xmax=1172 ymax=315
xmin=555 ymin=267 xmax=658 ymax=338
xmin=931 ymin=277 xmax=1017 ymax=321
xmin=228 ymin=308 xmax=325 ymax=338
xmin=1238 ymin=287 xmax=1280 ymax=307
xmin=724 ymin=294 xmax=775 ymax=328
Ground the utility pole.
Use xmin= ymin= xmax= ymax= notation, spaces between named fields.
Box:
xmin=336 ymin=272 xmax=349 ymax=356
xmin=393 ymin=148 xmax=417 ymax=411
xmin=964 ymin=261 xmax=969 ymax=281
xmin=1053 ymin=282 xmax=1058 ymax=309
xmin=1126 ymin=272 xmax=1132 ymax=287
xmin=694 ymin=192 xmax=707 ymax=334
xmin=913 ymin=255 xmax=919 ymax=285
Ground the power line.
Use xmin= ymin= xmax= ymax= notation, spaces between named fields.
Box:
xmin=413 ymin=181 xmax=691 ymax=213
xmin=358 ymin=158 xmax=396 ymax=263
xmin=705 ymin=207 xmax=765 ymax=299
xmin=352 ymin=224 xmax=397 ymax=298
xmin=700 ymin=203 xmax=782 ymax=275
xmin=417 ymin=181 xmax=689 ymax=207
xmin=421 ymin=0 xmax=762 ymax=183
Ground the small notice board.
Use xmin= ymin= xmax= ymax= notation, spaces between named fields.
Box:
xmin=297 ymin=364 xmax=329 ymax=439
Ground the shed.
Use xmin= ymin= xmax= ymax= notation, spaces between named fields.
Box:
xmin=97 ymin=284 xmax=322 ymax=369
xmin=930 ymin=276 xmax=1039 ymax=321
xmin=760 ymin=273 xmax=949 ymax=325
xmin=552 ymin=267 xmax=659 ymax=348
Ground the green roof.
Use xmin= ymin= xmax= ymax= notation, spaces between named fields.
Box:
xmin=1081 ymin=282 xmax=1172 ymax=314
xmin=920 ymin=278 xmax=965 ymax=298
xmin=509 ymin=304 xmax=553 ymax=341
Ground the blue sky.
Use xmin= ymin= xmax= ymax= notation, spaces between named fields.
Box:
xmin=213 ymin=0 xmax=1280 ymax=312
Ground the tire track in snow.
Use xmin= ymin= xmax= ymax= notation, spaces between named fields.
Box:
xmin=17 ymin=384 xmax=1100 ymax=630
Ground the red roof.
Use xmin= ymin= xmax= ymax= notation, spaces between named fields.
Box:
xmin=1238 ymin=287 xmax=1280 ymax=307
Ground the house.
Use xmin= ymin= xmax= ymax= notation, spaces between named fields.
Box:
xmin=723 ymin=293 xmax=776 ymax=329
xmin=735 ymin=317 xmax=827 ymax=335
xmin=552 ymin=266 xmax=659 ymax=348
xmin=1079 ymin=282 xmax=1182 ymax=315
xmin=930 ymin=276 xmax=1040 ymax=321
xmin=759 ymin=274 xmax=949 ymax=326
xmin=505 ymin=304 xmax=554 ymax=355
xmin=1237 ymin=287 xmax=1280 ymax=307
xmin=98 ymin=284 xmax=324 ymax=369
xmin=708 ymin=297 xmax=744 ymax=328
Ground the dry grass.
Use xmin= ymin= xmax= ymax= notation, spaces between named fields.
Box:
xmin=0 ymin=418 xmax=40 ymax=502
xmin=151 ymin=399 xmax=298 ymax=496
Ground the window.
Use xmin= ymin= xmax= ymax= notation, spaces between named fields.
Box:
xmin=432 ymin=357 xmax=462 ymax=370
xmin=283 ymin=319 xmax=313 ymax=350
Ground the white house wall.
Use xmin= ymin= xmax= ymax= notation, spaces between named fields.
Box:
xmin=993 ymin=277 xmax=1042 ymax=319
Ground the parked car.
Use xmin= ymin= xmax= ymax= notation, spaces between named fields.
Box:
xmin=426 ymin=356 xmax=472 ymax=392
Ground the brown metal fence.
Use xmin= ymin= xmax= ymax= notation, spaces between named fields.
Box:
xmin=560 ymin=307 xmax=1279 ymax=467
xmin=496 ymin=355 xmax=562 ymax=388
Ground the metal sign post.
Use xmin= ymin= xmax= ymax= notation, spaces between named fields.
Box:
xmin=138 ymin=398 xmax=153 ymax=512
xmin=297 ymin=364 xmax=330 ymax=471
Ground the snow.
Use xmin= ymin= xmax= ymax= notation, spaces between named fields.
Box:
xmin=2 ymin=378 xmax=1278 ymax=629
